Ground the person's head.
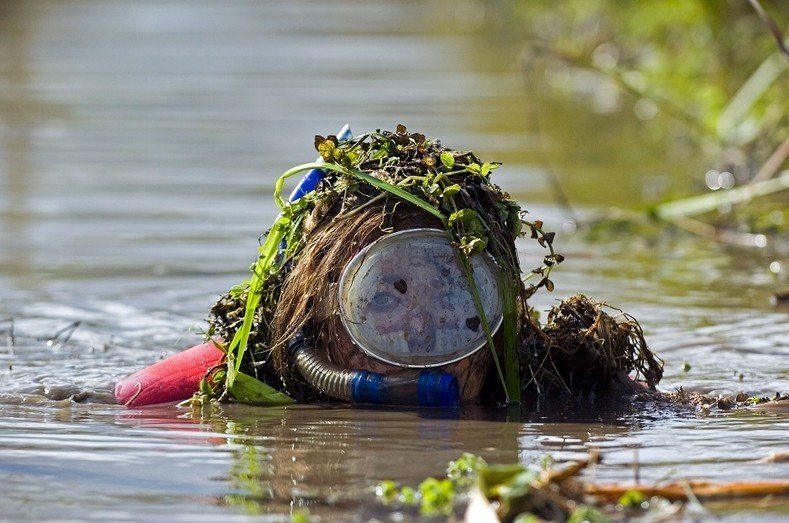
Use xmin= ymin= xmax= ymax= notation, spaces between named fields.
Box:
xmin=209 ymin=127 xmax=534 ymax=405
xmin=270 ymin=201 xmax=499 ymax=401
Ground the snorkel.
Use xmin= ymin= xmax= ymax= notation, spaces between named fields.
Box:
xmin=290 ymin=332 xmax=459 ymax=408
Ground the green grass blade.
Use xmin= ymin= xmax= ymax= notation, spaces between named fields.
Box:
xmin=458 ymin=254 xmax=510 ymax=403
xmin=226 ymin=163 xmax=325 ymax=388
xmin=229 ymin=372 xmax=295 ymax=405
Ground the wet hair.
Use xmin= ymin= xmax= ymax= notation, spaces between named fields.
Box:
xmin=208 ymin=128 xmax=663 ymax=404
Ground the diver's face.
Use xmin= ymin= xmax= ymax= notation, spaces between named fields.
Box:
xmin=332 ymin=229 xmax=500 ymax=401
xmin=339 ymin=229 xmax=501 ymax=369
xmin=359 ymin=254 xmax=465 ymax=355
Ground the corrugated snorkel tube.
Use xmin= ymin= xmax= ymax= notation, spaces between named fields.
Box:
xmin=290 ymin=332 xmax=459 ymax=408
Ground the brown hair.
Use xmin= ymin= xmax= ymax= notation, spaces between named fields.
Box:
xmin=269 ymin=198 xmax=447 ymax=398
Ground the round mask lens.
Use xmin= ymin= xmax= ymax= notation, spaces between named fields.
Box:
xmin=338 ymin=228 xmax=503 ymax=368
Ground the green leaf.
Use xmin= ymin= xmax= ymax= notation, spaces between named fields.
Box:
xmin=440 ymin=151 xmax=455 ymax=169
xmin=228 ymin=372 xmax=294 ymax=405
xmin=418 ymin=477 xmax=455 ymax=516
xmin=460 ymin=236 xmax=487 ymax=255
xmin=457 ymin=253 xmax=511 ymax=403
xmin=567 ymin=506 xmax=609 ymax=523
xmin=400 ymin=486 xmax=416 ymax=505
xmin=448 ymin=208 xmax=479 ymax=225
xmin=199 ymin=378 xmax=213 ymax=396
xmin=618 ymin=489 xmax=646 ymax=507
xmin=317 ymin=138 xmax=336 ymax=162
xmin=376 ymin=480 xmax=398 ymax=505
xmin=442 ymin=184 xmax=461 ymax=198
xmin=426 ymin=183 xmax=441 ymax=196
xmin=481 ymin=163 xmax=491 ymax=176
xmin=337 ymin=166 xmax=447 ymax=225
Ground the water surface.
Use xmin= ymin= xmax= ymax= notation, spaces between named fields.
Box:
xmin=0 ymin=1 xmax=786 ymax=521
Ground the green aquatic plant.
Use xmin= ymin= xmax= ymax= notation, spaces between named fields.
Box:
xmin=376 ymin=452 xmax=615 ymax=521
xmin=376 ymin=454 xmax=487 ymax=517
xmin=447 ymin=452 xmax=488 ymax=488
xmin=206 ymin=125 xmax=563 ymax=404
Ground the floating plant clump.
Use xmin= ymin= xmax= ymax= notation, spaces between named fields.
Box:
xmin=520 ymin=294 xmax=663 ymax=395
xmin=201 ymin=125 xmax=662 ymax=405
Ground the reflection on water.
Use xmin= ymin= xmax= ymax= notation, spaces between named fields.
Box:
xmin=2 ymin=399 xmax=786 ymax=521
xmin=0 ymin=0 xmax=786 ymax=521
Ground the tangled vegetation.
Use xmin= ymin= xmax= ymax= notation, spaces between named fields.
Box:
xmin=520 ymin=294 xmax=663 ymax=395
xmin=199 ymin=126 xmax=662 ymax=406
xmin=375 ymin=451 xmax=789 ymax=522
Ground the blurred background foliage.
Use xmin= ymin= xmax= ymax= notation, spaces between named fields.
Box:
xmin=477 ymin=0 xmax=786 ymax=224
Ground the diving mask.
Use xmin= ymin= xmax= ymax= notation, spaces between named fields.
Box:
xmin=338 ymin=228 xmax=503 ymax=368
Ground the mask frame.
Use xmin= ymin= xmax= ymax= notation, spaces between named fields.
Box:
xmin=338 ymin=228 xmax=504 ymax=368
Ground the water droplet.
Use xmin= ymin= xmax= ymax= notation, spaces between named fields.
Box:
xmin=705 ymin=170 xmax=721 ymax=190
xmin=718 ymin=171 xmax=735 ymax=190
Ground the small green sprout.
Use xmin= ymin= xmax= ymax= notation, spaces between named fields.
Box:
xmin=375 ymin=480 xmax=398 ymax=505
xmin=539 ymin=453 xmax=555 ymax=470
xmin=418 ymin=477 xmax=455 ymax=516
xmin=567 ymin=505 xmax=610 ymax=523
xmin=291 ymin=508 xmax=310 ymax=523
xmin=440 ymin=151 xmax=455 ymax=169
xmin=447 ymin=453 xmax=487 ymax=488
xmin=618 ymin=489 xmax=646 ymax=507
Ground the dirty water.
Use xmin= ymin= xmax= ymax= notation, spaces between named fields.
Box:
xmin=0 ymin=1 xmax=787 ymax=521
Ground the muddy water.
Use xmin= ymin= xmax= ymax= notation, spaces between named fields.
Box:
xmin=0 ymin=1 xmax=787 ymax=521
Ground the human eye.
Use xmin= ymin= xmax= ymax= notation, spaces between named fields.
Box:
xmin=370 ymin=292 xmax=397 ymax=311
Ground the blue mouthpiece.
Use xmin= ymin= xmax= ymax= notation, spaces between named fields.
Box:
xmin=350 ymin=369 xmax=459 ymax=408
xmin=417 ymin=371 xmax=460 ymax=408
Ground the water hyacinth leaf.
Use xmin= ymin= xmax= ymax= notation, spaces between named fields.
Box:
xmin=440 ymin=151 xmax=455 ymax=169
xmin=460 ymin=236 xmax=487 ymax=255
xmin=228 ymin=372 xmax=294 ymax=405
xmin=543 ymin=231 xmax=555 ymax=245
xmin=315 ymin=135 xmax=339 ymax=161
xmin=449 ymin=208 xmax=479 ymax=225
xmin=442 ymin=184 xmax=461 ymax=198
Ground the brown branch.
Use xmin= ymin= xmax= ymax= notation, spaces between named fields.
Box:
xmin=586 ymin=480 xmax=789 ymax=502
xmin=750 ymin=136 xmax=789 ymax=184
